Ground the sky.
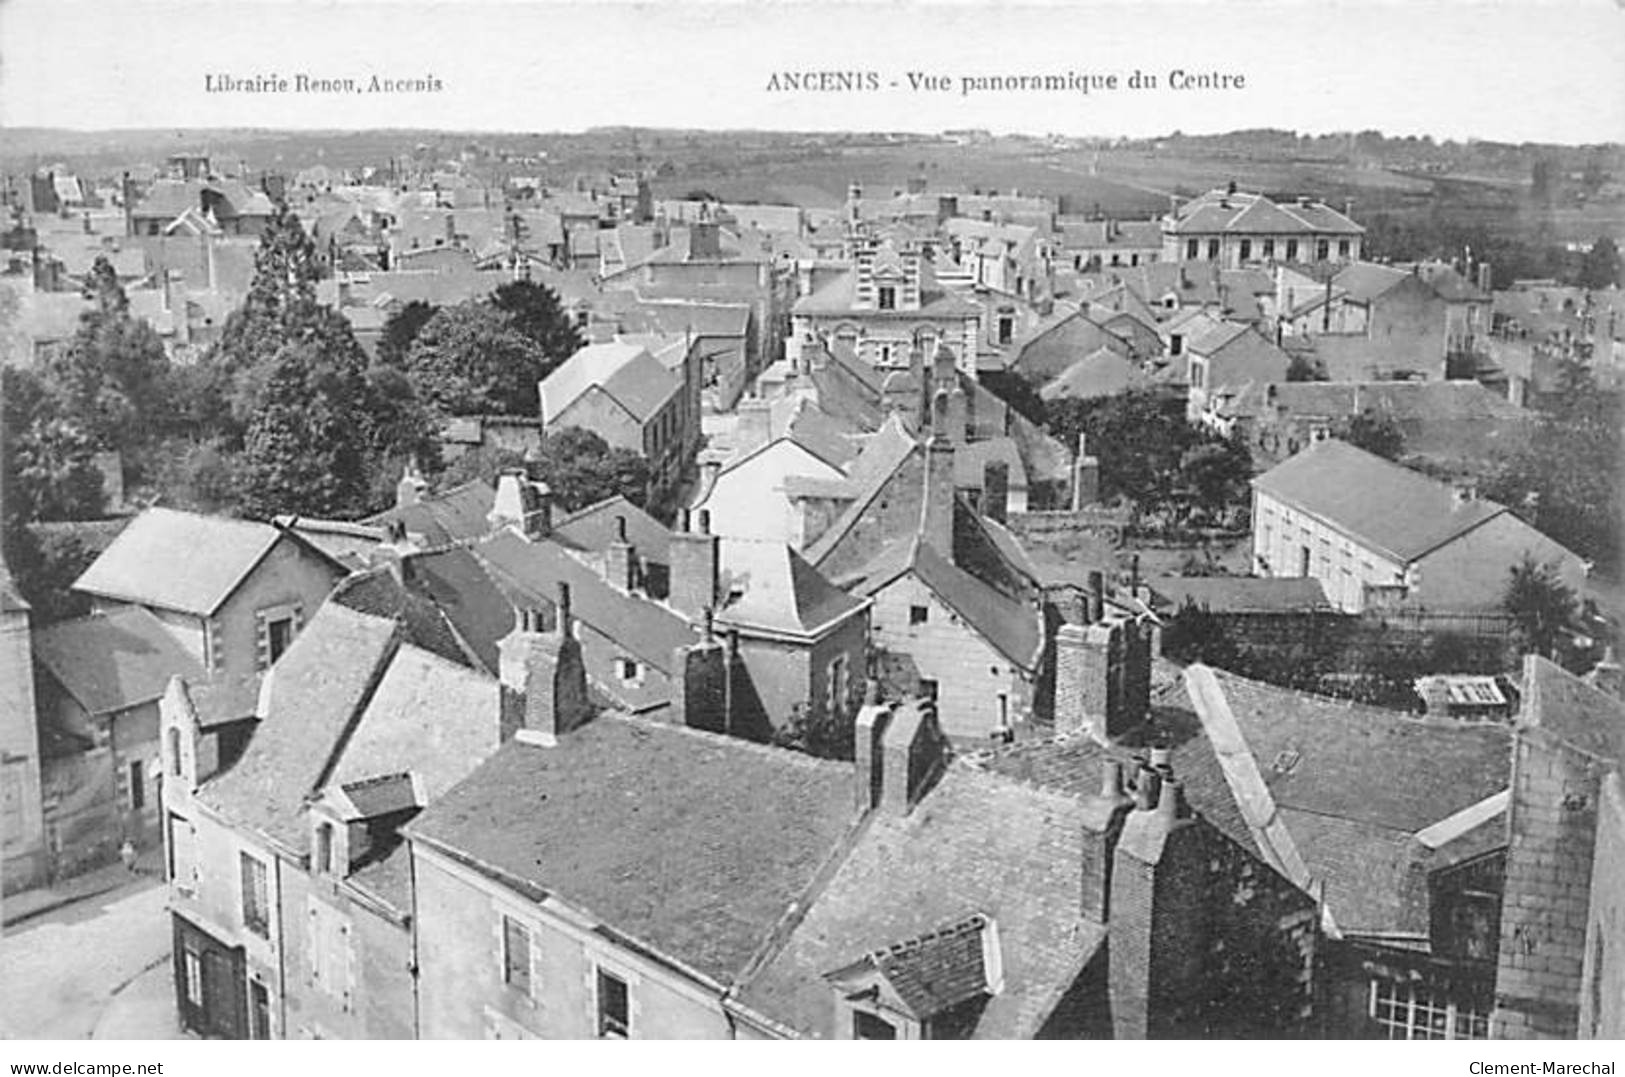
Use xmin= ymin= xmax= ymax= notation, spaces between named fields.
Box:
xmin=0 ymin=0 xmax=1621 ymax=144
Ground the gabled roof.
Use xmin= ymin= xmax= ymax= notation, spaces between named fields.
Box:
xmin=826 ymin=913 xmax=996 ymax=1020
xmin=73 ymin=507 xmax=331 ymax=616
xmin=552 ymin=495 xmax=672 ymax=566
xmin=541 ymin=341 xmax=681 ymax=425
xmin=1252 ymin=439 xmax=1513 ymax=564
xmin=199 ymin=603 xmax=401 ymax=850
xmin=1166 ymin=190 xmax=1363 ymax=237
xmin=1039 ymin=346 xmax=1148 ymax=402
xmin=407 ymin=717 xmax=858 ymax=986
xmin=33 ymin=606 xmax=204 ymax=716
xmin=329 ymin=567 xmax=478 ymax=670
xmin=735 ymin=761 xmax=1107 ymax=1039
xmin=718 ymin=539 xmax=867 ymax=638
xmin=1185 ymin=666 xmax=1511 ymax=936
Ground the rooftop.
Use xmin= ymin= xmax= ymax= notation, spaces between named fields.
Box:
xmin=33 ymin=606 xmax=204 ymax=716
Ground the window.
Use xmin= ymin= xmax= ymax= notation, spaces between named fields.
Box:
xmin=1239 ymin=239 xmax=1252 ymax=262
xmin=240 ymin=852 xmax=270 ymax=937
xmin=257 ymin=605 xmax=303 ymax=671
xmin=909 ymin=605 xmax=929 ymax=626
xmin=617 ymin=658 xmax=640 ymax=684
xmin=1263 ymin=238 xmax=1276 ymax=259
xmin=249 ymin=980 xmax=271 ymax=1040
xmin=854 ymin=1010 xmax=897 ymax=1040
xmin=1286 ymin=239 xmax=1299 ymax=261
xmin=1339 ymin=239 xmax=1351 ymax=258
xmin=1185 ymin=238 xmax=1199 ymax=259
xmin=502 ymin=916 xmax=532 ymax=997
xmin=997 ymin=316 xmax=1013 ymax=345
xmin=1316 ymin=240 xmax=1330 ymax=261
xmin=877 ymin=285 xmax=896 ymax=310
xmin=1169 ymin=333 xmax=1183 ymax=356
xmin=1368 ymin=980 xmax=1487 ymax=1040
xmin=596 ymin=968 xmax=630 ymax=1038
xmin=182 ymin=948 xmax=204 ymax=1007
xmin=826 ymin=653 xmax=851 ymax=720
xmin=129 ymin=760 xmax=145 ymax=811
xmin=919 ymin=679 xmax=939 ymax=701
xmin=1206 ymin=238 xmax=1220 ymax=261
xmin=168 ymin=727 xmax=183 ymax=778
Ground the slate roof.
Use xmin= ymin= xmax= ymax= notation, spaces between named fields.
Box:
xmin=1039 ymin=346 xmax=1148 ymax=402
xmin=736 ymin=762 xmax=1107 ymax=1039
xmin=718 ymin=539 xmax=867 ymax=638
xmin=407 ymin=718 xmax=859 ymax=986
xmin=792 ymin=263 xmax=981 ymax=319
xmin=1166 ymin=190 xmax=1363 ymax=236
xmin=1332 ymin=262 xmax=1409 ymax=303
xmin=837 ymin=913 xmax=993 ymax=1018
xmin=400 ymin=546 xmax=516 ymax=675
xmin=1194 ymin=667 xmax=1511 ymax=935
xmin=329 ymin=567 xmax=476 ymax=670
xmin=475 ymin=531 xmax=698 ymax=675
xmin=363 ymin=479 xmax=495 ymax=547
xmin=552 ymin=495 xmax=672 ymax=566
xmin=199 ymin=604 xmax=400 ymax=850
xmin=33 ymin=606 xmax=205 ymax=716
xmin=1252 ymin=439 xmax=1519 ymax=563
xmin=542 ymin=341 xmax=681 ymax=425
xmin=73 ymin=508 xmax=295 ymax=616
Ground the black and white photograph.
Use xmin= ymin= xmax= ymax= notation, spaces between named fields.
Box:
xmin=0 ymin=0 xmax=1622 ymax=1055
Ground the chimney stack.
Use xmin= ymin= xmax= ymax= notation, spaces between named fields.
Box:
xmin=1451 ymin=480 xmax=1477 ymax=510
xmin=605 ymin=514 xmax=637 ymax=593
xmin=1080 ymin=759 xmax=1136 ymax=920
xmin=670 ymin=608 xmax=728 ymax=732
xmin=922 ymin=432 xmax=956 ymax=557
xmin=669 ymin=509 xmax=720 ymax=622
xmin=498 ymin=591 xmax=592 ymax=747
xmin=853 ymin=683 xmax=891 ymax=812
xmin=876 ymin=697 xmax=946 ymax=817
xmin=489 ymin=469 xmax=552 ymax=540
xmin=1053 ymin=618 xmax=1151 ymax=742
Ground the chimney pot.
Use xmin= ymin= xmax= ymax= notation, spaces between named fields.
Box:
xmin=1134 ymin=766 xmax=1161 ymax=811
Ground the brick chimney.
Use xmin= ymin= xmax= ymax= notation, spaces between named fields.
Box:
xmin=876 ymin=696 xmax=947 ymax=817
xmin=498 ymin=587 xmax=591 ymax=747
xmin=669 ymin=509 xmax=720 ymax=622
xmin=670 ymin=608 xmax=727 ymax=733
xmin=605 ymin=514 xmax=637 ymax=593
xmin=1054 ymin=617 xmax=1151 ymax=742
xmin=1109 ymin=775 xmax=1206 ymax=1038
xmin=1080 ymin=759 xmax=1135 ymax=921
xmin=396 ymin=458 xmax=429 ymax=509
xmin=489 ymin=469 xmax=552 ymax=540
xmin=921 ymin=431 xmax=956 ymax=557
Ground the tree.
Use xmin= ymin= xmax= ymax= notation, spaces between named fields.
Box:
xmin=1486 ymin=360 xmax=1622 ymax=571
xmin=529 ymin=426 xmax=651 ymax=512
xmin=438 ymin=445 xmax=530 ymax=489
xmin=771 ymin=699 xmax=856 ymax=761
xmin=1 ymin=366 xmax=104 ymax=525
xmin=376 ymin=300 xmax=437 ymax=369
xmin=1502 ymin=554 xmax=1578 ymax=659
xmin=1043 ymin=389 xmax=1195 ymax=515
xmin=1337 ymin=409 xmax=1405 ymax=461
xmin=491 ymin=280 xmax=583 ymax=375
xmin=1161 ymin=600 xmax=1241 ymax=668
xmin=1579 ymin=236 xmax=1622 ymax=290
xmin=236 ymin=337 xmax=374 ymax=520
xmin=42 ymin=257 xmax=174 ymax=453
xmin=1176 ymin=435 xmax=1253 ymax=525
xmin=1285 ymin=351 xmax=1326 ymax=382
xmin=405 ymin=301 xmax=554 ymax=416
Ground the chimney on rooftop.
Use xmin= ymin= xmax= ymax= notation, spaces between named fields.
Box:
xmin=859 ymin=695 xmax=947 ymax=817
xmin=1080 ymin=759 xmax=1135 ymax=921
xmin=1053 ymin=616 xmax=1151 ymax=742
xmin=498 ymin=588 xmax=591 ymax=747
xmin=395 ymin=458 xmax=429 ymax=509
xmin=489 ymin=468 xmax=552 ymax=540
xmin=671 ymin=607 xmax=729 ymax=733
xmin=669 ymin=509 xmax=720 ymax=623
xmin=606 ymin=514 xmax=637 ymax=593
xmin=922 ymin=424 xmax=957 ymax=557
xmin=1451 ymin=480 xmax=1478 ymax=510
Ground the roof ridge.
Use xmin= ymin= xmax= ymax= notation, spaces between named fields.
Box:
xmin=610 ymin=711 xmax=852 ymax=775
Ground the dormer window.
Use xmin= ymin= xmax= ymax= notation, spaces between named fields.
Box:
xmin=854 ymin=1011 xmax=898 ymax=1039
xmin=878 ymin=285 xmax=896 ymax=311
xmin=825 ymin=914 xmax=1002 ymax=1041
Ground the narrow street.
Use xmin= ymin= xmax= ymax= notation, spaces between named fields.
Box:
xmin=0 ymin=878 xmax=174 ymax=1039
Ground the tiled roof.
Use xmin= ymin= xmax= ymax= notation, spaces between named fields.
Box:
xmin=475 ymin=531 xmax=698 ymax=676
xmin=718 ymin=539 xmax=867 ymax=638
xmin=33 ymin=606 xmax=204 ymax=716
xmin=329 ymin=567 xmax=477 ymax=670
xmin=199 ymin=604 xmax=400 ymax=850
xmin=407 ymin=718 xmax=858 ymax=985
xmin=839 ymin=913 xmax=994 ymax=1018
xmin=72 ymin=507 xmax=290 ymax=616
xmin=1252 ymin=439 xmax=1512 ymax=564
xmin=363 ymin=479 xmax=495 ymax=547
xmin=736 ymin=763 xmax=1107 ymax=1039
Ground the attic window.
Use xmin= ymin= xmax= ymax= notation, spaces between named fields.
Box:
xmin=854 ymin=1011 xmax=897 ymax=1040
xmin=909 ymin=605 xmax=929 ymax=626
xmin=618 ymin=659 xmax=642 ymax=684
